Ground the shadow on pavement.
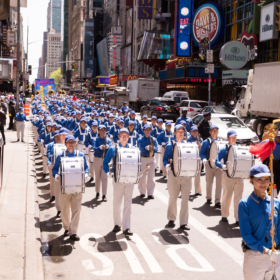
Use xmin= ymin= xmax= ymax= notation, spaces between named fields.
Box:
xmin=192 ymin=202 xmax=221 ymax=217
xmin=152 ymin=228 xmax=189 ymax=245
xmin=82 ymin=197 xmax=102 ymax=209
xmin=132 ymin=195 xmax=150 ymax=206
xmin=40 ymin=216 xmax=63 ymax=232
xmin=207 ymin=220 xmax=241 ymax=239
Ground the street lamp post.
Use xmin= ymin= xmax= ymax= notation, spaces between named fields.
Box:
xmin=16 ymin=0 xmax=20 ymax=112
xmin=208 ymin=8 xmax=211 ymax=105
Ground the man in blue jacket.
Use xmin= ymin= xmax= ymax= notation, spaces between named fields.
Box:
xmin=16 ymin=107 xmax=29 ymax=142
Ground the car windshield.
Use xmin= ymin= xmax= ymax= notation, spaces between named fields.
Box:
xmin=174 ymin=97 xmax=181 ymax=103
xmin=213 ymin=107 xmax=231 ymax=114
xmin=213 ymin=117 xmax=247 ymax=128
xmin=190 ymin=102 xmax=208 ymax=108
xmin=159 ymin=101 xmax=176 ymax=106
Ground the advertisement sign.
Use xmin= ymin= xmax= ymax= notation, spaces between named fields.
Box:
xmin=1 ymin=24 xmax=10 ymax=58
xmin=35 ymin=79 xmax=56 ymax=96
xmin=98 ymin=76 xmax=110 ymax=85
xmin=96 ymin=38 xmax=109 ymax=76
xmin=126 ymin=9 xmax=132 ymax=45
xmin=138 ymin=7 xmax=153 ymax=19
xmin=241 ymin=31 xmax=258 ymax=61
xmin=259 ymin=2 xmax=279 ymax=42
xmin=121 ymin=46 xmax=131 ymax=75
xmin=109 ymin=75 xmax=119 ymax=85
xmin=222 ymin=70 xmax=248 ymax=86
xmin=192 ymin=3 xmax=225 ymax=47
xmin=175 ymin=0 xmax=192 ymax=57
xmin=219 ymin=41 xmax=249 ymax=70
xmin=198 ymin=35 xmax=208 ymax=60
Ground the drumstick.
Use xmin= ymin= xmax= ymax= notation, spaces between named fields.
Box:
xmin=141 ymin=166 xmax=150 ymax=174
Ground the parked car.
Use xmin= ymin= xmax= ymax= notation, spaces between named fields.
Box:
xmin=140 ymin=97 xmax=180 ymax=122
xmin=200 ymin=106 xmax=233 ymax=115
xmin=179 ymin=100 xmax=208 ymax=118
xmin=163 ymin=91 xmax=190 ymax=105
xmin=192 ymin=113 xmax=259 ymax=145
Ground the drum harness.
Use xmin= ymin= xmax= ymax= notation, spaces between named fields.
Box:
xmin=129 ymin=130 xmax=137 ymax=146
xmin=78 ymin=127 xmax=88 ymax=143
xmin=165 ymin=130 xmax=174 ymax=144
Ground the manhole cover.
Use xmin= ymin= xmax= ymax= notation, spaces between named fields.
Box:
xmin=53 ymin=273 xmax=65 ymax=278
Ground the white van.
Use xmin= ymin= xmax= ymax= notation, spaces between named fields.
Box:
xmin=163 ymin=91 xmax=190 ymax=104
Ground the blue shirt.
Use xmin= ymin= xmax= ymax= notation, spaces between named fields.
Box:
xmin=103 ymin=143 xmax=136 ymax=173
xmin=215 ymin=144 xmax=230 ymax=169
xmin=157 ymin=130 xmax=174 ymax=146
xmin=137 ymin=135 xmax=158 ymax=157
xmin=151 ymin=127 xmax=164 ymax=138
xmin=128 ymin=130 xmax=139 ymax=146
xmin=137 ymin=121 xmax=149 ymax=136
xmin=73 ymin=127 xmax=89 ymax=145
xmin=239 ymin=192 xmax=280 ymax=253
xmin=86 ymin=130 xmax=98 ymax=147
xmin=187 ymin=135 xmax=203 ymax=144
xmin=52 ymin=149 xmax=89 ymax=178
xmin=16 ymin=112 xmax=29 ymax=122
xmin=93 ymin=136 xmax=112 ymax=157
xmin=175 ymin=116 xmax=193 ymax=131
xmin=200 ymin=137 xmax=222 ymax=161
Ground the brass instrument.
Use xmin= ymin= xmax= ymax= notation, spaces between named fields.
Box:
xmin=149 ymin=136 xmax=154 ymax=158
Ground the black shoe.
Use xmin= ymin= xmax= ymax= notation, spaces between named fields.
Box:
xmin=70 ymin=234 xmax=80 ymax=241
xmin=49 ymin=196 xmax=55 ymax=203
xmin=113 ymin=225 xmax=121 ymax=233
xmin=200 ymin=172 xmax=205 ymax=176
xmin=180 ymin=224 xmax=190 ymax=230
xmin=21 ymin=140 xmax=24 ymax=142
xmin=123 ymin=229 xmax=133 ymax=236
xmin=64 ymin=230 xmax=69 ymax=236
xmin=16 ymin=139 xmax=19 ymax=142
xmin=155 ymin=170 xmax=157 ymax=174
xmin=214 ymin=202 xmax=221 ymax=208
xmin=148 ymin=195 xmax=154 ymax=199
xmin=35 ymin=144 xmax=38 ymax=147
xmin=89 ymin=177 xmax=94 ymax=183
xmin=236 ymin=221 xmax=239 ymax=226
xmin=56 ymin=211 xmax=61 ymax=217
xmin=96 ymin=192 xmax=99 ymax=199
xmin=140 ymin=194 xmax=145 ymax=198
xmin=159 ymin=170 xmax=163 ymax=174
xmin=207 ymin=199 xmax=212 ymax=204
xmin=102 ymin=195 xmax=107 ymax=202
xmin=195 ymin=193 xmax=202 ymax=196
xmin=221 ymin=217 xmax=228 ymax=223
xmin=43 ymin=174 xmax=47 ymax=179
xmin=167 ymin=220 xmax=175 ymax=227
xmin=163 ymin=176 xmax=166 ymax=179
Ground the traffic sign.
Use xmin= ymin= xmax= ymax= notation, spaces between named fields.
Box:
xmin=205 ymin=64 xmax=214 ymax=74
xmin=206 ymin=50 xmax=213 ymax=62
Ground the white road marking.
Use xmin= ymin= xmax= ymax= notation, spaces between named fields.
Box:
xmin=82 ymin=259 xmax=95 ymax=270
xmin=152 ymin=228 xmax=214 ymax=272
xmin=132 ymin=233 xmax=163 ymax=273
xmin=154 ymin=189 xmax=244 ymax=266
xmin=79 ymin=233 xmax=114 ymax=276
xmin=116 ymin=232 xmax=145 ymax=274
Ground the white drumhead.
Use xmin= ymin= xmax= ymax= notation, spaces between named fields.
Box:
xmin=227 ymin=146 xmax=235 ymax=177
xmin=209 ymin=141 xmax=218 ymax=168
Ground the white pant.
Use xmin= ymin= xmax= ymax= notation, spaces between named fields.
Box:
xmin=94 ymin=157 xmax=108 ymax=195
xmin=221 ymin=173 xmax=244 ymax=221
xmin=48 ymin=164 xmax=54 ymax=196
xmin=43 ymin=155 xmax=49 ymax=174
xmin=191 ymin=162 xmax=202 ymax=194
xmin=113 ymin=181 xmax=134 ymax=230
xmin=205 ymin=164 xmax=223 ymax=204
xmin=54 ymin=178 xmax=62 ymax=211
xmin=155 ymin=152 xmax=162 ymax=170
xmin=161 ymin=147 xmax=167 ymax=176
xmin=16 ymin=121 xmax=25 ymax=140
xmin=34 ymin=128 xmax=39 ymax=143
xmin=167 ymin=170 xmax=191 ymax=225
xmin=89 ymin=162 xmax=95 ymax=179
xmin=138 ymin=156 xmax=156 ymax=196
xmin=243 ymin=250 xmax=280 ymax=280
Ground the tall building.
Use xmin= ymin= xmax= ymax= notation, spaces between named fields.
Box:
xmin=61 ymin=0 xmax=68 ymax=77
xmin=47 ymin=1 xmax=51 ymax=32
xmin=41 ymin=32 xmax=48 ymax=78
xmin=37 ymin=57 xmax=43 ymax=79
xmin=50 ymin=0 xmax=62 ymax=34
xmin=46 ymin=29 xmax=61 ymax=78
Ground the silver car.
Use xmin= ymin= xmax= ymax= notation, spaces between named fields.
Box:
xmin=179 ymin=100 xmax=208 ymax=118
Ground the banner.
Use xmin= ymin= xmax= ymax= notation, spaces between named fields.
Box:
xmin=35 ymin=79 xmax=56 ymax=101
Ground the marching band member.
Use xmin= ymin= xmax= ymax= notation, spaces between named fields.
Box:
xmin=175 ymin=108 xmax=193 ymax=132
xmin=215 ymin=130 xmax=244 ymax=224
xmin=187 ymin=126 xmax=203 ymax=196
xmin=163 ymin=124 xmax=191 ymax=230
xmin=103 ymin=128 xmax=136 ymax=236
xmin=137 ymin=124 xmax=158 ymax=199
xmin=15 ymin=107 xmax=29 ymax=142
xmin=105 ymin=114 xmax=115 ymax=135
xmin=151 ymin=116 xmax=157 ymax=129
xmin=52 ymin=135 xmax=89 ymax=241
xmin=121 ymin=102 xmax=129 ymax=113
xmin=137 ymin=115 xmax=148 ymax=136
xmin=127 ymin=121 xmax=139 ymax=146
xmin=93 ymin=125 xmax=112 ymax=201
xmin=239 ymin=164 xmax=280 ymax=280
xmin=113 ymin=119 xmax=125 ymax=144
xmin=198 ymin=112 xmax=211 ymax=140
xmin=157 ymin=121 xmax=174 ymax=179
xmin=125 ymin=110 xmax=139 ymax=129
xmin=87 ymin=121 xmax=98 ymax=183
xmin=151 ymin=118 xmax=164 ymax=173
xmin=73 ymin=117 xmax=90 ymax=144
xmin=200 ymin=125 xmax=223 ymax=207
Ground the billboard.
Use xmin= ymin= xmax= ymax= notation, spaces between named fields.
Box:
xmin=121 ymin=46 xmax=131 ymax=75
xmin=126 ymin=9 xmax=132 ymax=45
xmin=96 ymin=38 xmax=109 ymax=76
xmin=35 ymin=79 xmax=56 ymax=97
xmin=175 ymin=0 xmax=192 ymax=57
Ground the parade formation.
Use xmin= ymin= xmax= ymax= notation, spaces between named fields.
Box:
xmin=18 ymin=93 xmax=280 ymax=280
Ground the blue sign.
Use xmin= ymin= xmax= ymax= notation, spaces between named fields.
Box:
xmin=35 ymin=79 xmax=56 ymax=96
xmin=138 ymin=7 xmax=153 ymax=19
xmin=98 ymin=77 xmax=110 ymax=85
xmin=176 ymin=0 xmax=192 ymax=57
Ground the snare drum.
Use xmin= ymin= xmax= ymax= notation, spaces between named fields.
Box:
xmin=226 ymin=145 xmax=255 ymax=179
xmin=61 ymin=156 xmax=85 ymax=194
xmin=172 ymin=142 xmax=200 ymax=177
xmin=208 ymin=140 xmax=228 ymax=168
xmin=53 ymin=144 xmax=67 ymax=163
xmin=114 ymin=146 xmax=141 ymax=184
xmin=77 ymin=141 xmax=88 ymax=155
xmin=89 ymin=149 xmax=94 ymax=163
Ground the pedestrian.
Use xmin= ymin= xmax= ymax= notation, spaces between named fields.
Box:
xmin=198 ymin=112 xmax=212 ymax=140
xmin=15 ymin=107 xmax=29 ymax=142
xmin=0 ymin=108 xmax=6 ymax=144
xmin=8 ymin=100 xmax=15 ymax=130
xmin=239 ymin=164 xmax=280 ymax=280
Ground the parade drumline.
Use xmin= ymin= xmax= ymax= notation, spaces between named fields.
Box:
xmin=27 ymin=94 xmax=280 ymax=280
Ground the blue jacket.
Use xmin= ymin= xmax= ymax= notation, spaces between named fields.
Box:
xmin=73 ymin=127 xmax=89 ymax=145
xmin=105 ymin=121 xmax=115 ymax=134
xmin=93 ymin=136 xmax=112 ymax=157
xmin=187 ymin=135 xmax=203 ymax=144
xmin=52 ymin=149 xmax=89 ymax=178
xmin=128 ymin=130 xmax=139 ymax=146
xmin=215 ymin=144 xmax=231 ymax=169
xmin=151 ymin=127 xmax=164 ymax=139
xmin=200 ymin=137 xmax=222 ymax=161
xmin=175 ymin=116 xmax=193 ymax=131
xmin=137 ymin=135 xmax=158 ymax=157
xmin=86 ymin=130 xmax=98 ymax=147
xmin=46 ymin=140 xmax=62 ymax=166
xmin=16 ymin=112 xmax=29 ymax=122
xmin=157 ymin=130 xmax=174 ymax=146
xmin=137 ymin=121 xmax=149 ymax=136
xmin=239 ymin=192 xmax=280 ymax=253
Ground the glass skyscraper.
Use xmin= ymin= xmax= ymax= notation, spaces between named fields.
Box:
xmin=51 ymin=0 xmax=62 ymax=34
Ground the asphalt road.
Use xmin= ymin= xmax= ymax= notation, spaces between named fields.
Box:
xmin=35 ymin=114 xmax=252 ymax=280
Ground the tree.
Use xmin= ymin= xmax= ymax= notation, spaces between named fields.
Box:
xmin=49 ymin=67 xmax=62 ymax=89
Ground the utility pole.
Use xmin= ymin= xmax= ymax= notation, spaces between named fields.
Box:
xmin=208 ymin=8 xmax=211 ymax=105
xmin=16 ymin=0 xmax=20 ymax=112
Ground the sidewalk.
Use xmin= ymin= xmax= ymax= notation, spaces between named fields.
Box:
xmin=0 ymin=122 xmax=44 ymax=280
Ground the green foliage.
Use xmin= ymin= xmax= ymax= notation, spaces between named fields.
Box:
xmin=49 ymin=67 xmax=62 ymax=89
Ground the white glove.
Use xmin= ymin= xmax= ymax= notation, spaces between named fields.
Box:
xmin=99 ymin=145 xmax=104 ymax=149
xmin=161 ymin=142 xmax=166 ymax=146
xmin=75 ymin=137 xmax=79 ymax=142
xmin=55 ymin=174 xmax=60 ymax=182
xmin=265 ymin=249 xmax=279 ymax=262
xmin=105 ymin=144 xmax=109 ymax=149
xmin=41 ymin=139 xmax=44 ymax=143
xmin=110 ymin=135 xmax=113 ymax=138
xmin=222 ymin=165 xmax=227 ymax=170
xmin=107 ymin=172 xmax=114 ymax=178
xmin=166 ymin=164 xmax=171 ymax=172
xmin=85 ymin=173 xmax=89 ymax=180
xmin=203 ymin=159 xmax=208 ymax=165
xmin=145 ymin=145 xmax=150 ymax=151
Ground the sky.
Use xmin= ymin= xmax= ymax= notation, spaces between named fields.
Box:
xmin=20 ymin=0 xmax=49 ymax=83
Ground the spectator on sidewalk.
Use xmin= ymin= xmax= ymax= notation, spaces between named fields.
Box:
xmin=8 ymin=101 xmax=15 ymax=130
xmin=15 ymin=107 xmax=29 ymax=142
xmin=0 ymin=108 xmax=6 ymax=144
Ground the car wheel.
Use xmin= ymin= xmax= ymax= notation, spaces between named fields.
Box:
xmin=254 ymin=119 xmax=264 ymax=138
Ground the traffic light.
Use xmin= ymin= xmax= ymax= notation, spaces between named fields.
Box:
xmin=28 ymin=65 xmax=32 ymax=75
xmin=72 ymin=64 xmax=75 ymax=71
xmin=276 ymin=4 xmax=280 ymax=31
xmin=110 ymin=67 xmax=114 ymax=74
